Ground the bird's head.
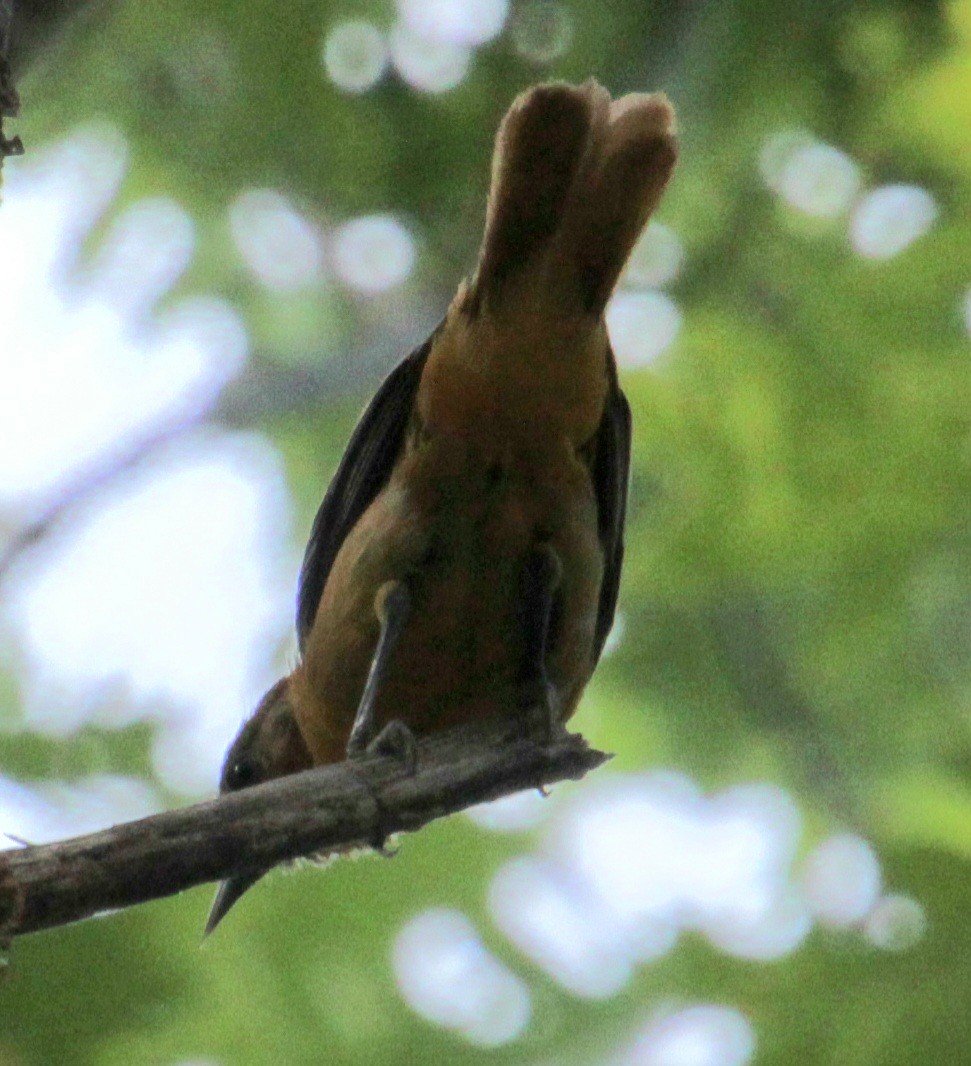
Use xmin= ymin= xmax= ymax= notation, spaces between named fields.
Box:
xmin=219 ymin=678 xmax=311 ymax=794
xmin=205 ymin=678 xmax=312 ymax=936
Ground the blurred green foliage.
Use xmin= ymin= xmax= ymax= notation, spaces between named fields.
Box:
xmin=2 ymin=0 xmax=970 ymax=1063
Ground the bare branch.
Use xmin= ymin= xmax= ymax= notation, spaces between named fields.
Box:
xmin=0 ymin=0 xmax=23 ymax=162
xmin=0 ymin=716 xmax=609 ymax=939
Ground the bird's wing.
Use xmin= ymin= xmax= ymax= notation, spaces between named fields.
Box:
xmin=295 ymin=337 xmax=434 ymax=651
xmin=591 ymin=359 xmax=632 ymax=664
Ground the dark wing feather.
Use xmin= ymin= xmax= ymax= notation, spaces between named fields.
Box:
xmin=295 ymin=337 xmax=433 ymax=651
xmin=591 ymin=358 xmax=632 ymax=664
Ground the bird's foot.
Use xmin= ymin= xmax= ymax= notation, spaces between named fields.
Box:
xmin=520 ymin=678 xmax=567 ymax=747
xmin=367 ymin=719 xmax=419 ymax=775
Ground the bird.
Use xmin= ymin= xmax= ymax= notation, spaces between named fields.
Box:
xmin=205 ymin=79 xmax=678 ymax=934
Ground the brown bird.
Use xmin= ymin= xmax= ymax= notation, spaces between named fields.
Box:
xmin=206 ymin=79 xmax=678 ymax=934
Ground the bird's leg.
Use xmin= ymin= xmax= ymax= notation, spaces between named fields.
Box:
xmin=519 ymin=543 xmax=565 ymax=744
xmin=347 ymin=580 xmax=417 ymax=770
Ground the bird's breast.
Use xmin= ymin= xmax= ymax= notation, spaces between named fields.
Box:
xmin=292 ymin=427 xmax=604 ymax=764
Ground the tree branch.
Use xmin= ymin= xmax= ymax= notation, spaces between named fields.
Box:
xmin=0 ymin=716 xmax=609 ymax=939
xmin=0 ymin=0 xmax=24 ymax=163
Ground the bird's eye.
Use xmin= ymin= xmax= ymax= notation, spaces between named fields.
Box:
xmin=226 ymin=758 xmax=258 ymax=791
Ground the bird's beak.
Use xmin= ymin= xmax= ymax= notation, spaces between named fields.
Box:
xmin=204 ymin=869 xmax=265 ymax=937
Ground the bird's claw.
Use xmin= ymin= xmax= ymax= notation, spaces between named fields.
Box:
xmin=373 ymin=834 xmax=401 ymax=859
xmin=521 ymin=679 xmax=566 ymax=747
xmin=368 ymin=719 xmax=419 ymax=775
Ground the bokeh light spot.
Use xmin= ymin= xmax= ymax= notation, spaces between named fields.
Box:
xmin=229 ymin=189 xmax=323 ymax=292
xmin=619 ymin=1005 xmax=756 ymax=1066
xmin=1 ymin=434 xmax=293 ymax=795
xmin=489 ymin=856 xmax=638 ymax=997
xmin=509 ymin=1 xmax=574 ymax=64
xmin=624 ymin=222 xmax=685 ymax=288
xmin=0 ymin=123 xmax=128 ymax=280
xmin=153 ymin=296 xmax=249 ymax=391
xmin=782 ymin=144 xmax=861 ymax=218
xmin=606 ymin=290 xmax=682 ymax=367
xmin=545 ymin=775 xmax=808 ymax=962
xmin=397 ymin=0 xmax=508 ymax=46
xmin=0 ymin=772 xmax=161 ymax=846
xmin=466 ymin=787 xmax=550 ymax=832
xmin=332 ymin=214 xmax=416 ymax=295
xmin=802 ymin=832 xmax=881 ymax=928
xmin=552 ymin=773 xmax=701 ymax=924
xmin=863 ymin=894 xmax=927 ymax=952
xmin=322 ymin=21 xmax=389 ymax=93
xmin=702 ymin=886 xmax=811 ymax=961
xmin=390 ymin=21 xmax=471 ymax=93
xmin=0 ymin=127 xmax=244 ymax=516
xmin=393 ymin=908 xmax=530 ymax=1046
xmin=850 ymin=185 xmax=937 ymax=259
xmin=85 ymin=197 xmax=195 ymax=319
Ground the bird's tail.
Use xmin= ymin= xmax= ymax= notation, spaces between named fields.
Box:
xmin=467 ymin=79 xmax=678 ymax=319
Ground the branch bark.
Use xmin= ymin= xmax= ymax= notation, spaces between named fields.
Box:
xmin=0 ymin=0 xmax=24 ymax=162
xmin=0 ymin=716 xmax=609 ymax=939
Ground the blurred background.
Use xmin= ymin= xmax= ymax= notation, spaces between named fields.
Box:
xmin=0 ymin=0 xmax=969 ymax=1062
